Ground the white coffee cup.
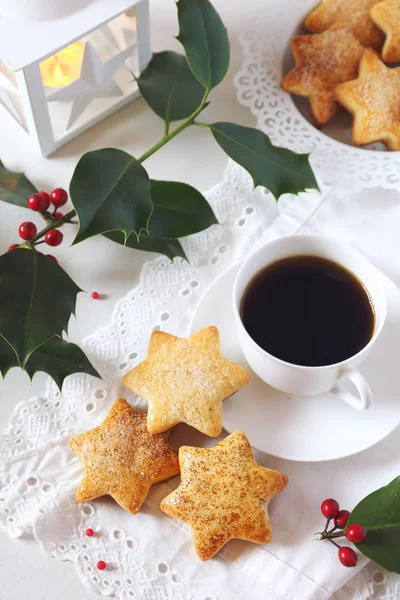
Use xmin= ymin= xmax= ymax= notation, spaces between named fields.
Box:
xmin=233 ymin=235 xmax=387 ymax=411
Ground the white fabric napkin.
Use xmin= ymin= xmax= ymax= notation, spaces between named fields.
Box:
xmin=1 ymin=177 xmax=399 ymax=600
xmin=236 ymin=185 xmax=400 ymax=600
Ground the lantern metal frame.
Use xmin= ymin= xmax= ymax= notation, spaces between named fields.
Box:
xmin=0 ymin=0 xmax=151 ymax=156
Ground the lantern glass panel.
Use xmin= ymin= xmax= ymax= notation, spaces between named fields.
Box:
xmin=0 ymin=59 xmax=27 ymax=130
xmin=87 ymin=8 xmax=137 ymax=60
xmin=42 ymin=9 xmax=139 ymax=142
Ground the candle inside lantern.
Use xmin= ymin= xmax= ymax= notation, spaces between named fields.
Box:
xmin=40 ymin=41 xmax=85 ymax=88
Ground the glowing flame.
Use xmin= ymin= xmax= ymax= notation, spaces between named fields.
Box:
xmin=52 ymin=61 xmax=70 ymax=83
xmin=40 ymin=41 xmax=85 ymax=88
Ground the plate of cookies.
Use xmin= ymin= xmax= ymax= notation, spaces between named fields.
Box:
xmin=281 ymin=0 xmax=400 ymax=151
xmin=236 ymin=0 xmax=400 ymax=190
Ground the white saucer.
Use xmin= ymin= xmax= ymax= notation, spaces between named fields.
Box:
xmin=190 ymin=264 xmax=400 ymax=462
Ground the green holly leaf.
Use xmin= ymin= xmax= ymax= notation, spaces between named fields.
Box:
xmin=24 ymin=336 xmax=100 ymax=390
xmin=349 ymin=477 xmax=400 ymax=573
xmin=0 ymin=336 xmax=18 ymax=378
xmin=0 ymin=160 xmax=37 ymax=208
xmin=70 ymin=148 xmax=153 ymax=244
xmin=208 ymin=122 xmax=319 ymax=199
xmin=176 ymin=0 xmax=230 ymax=90
xmin=149 ymin=180 xmax=217 ymax=238
xmin=137 ymin=51 xmax=206 ymax=128
xmin=0 ymin=249 xmax=81 ymax=366
xmin=104 ymin=230 xmax=188 ymax=262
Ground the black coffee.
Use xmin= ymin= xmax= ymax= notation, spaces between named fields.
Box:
xmin=240 ymin=255 xmax=375 ymax=367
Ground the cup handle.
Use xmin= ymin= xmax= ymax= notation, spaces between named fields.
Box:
xmin=330 ymin=366 xmax=372 ymax=411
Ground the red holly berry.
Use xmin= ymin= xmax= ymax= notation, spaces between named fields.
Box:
xmin=334 ymin=510 xmax=350 ymax=530
xmin=97 ymin=560 xmax=106 ymax=571
xmin=38 ymin=191 xmax=51 ymax=210
xmin=346 ymin=524 xmax=367 ymax=543
xmin=55 ymin=211 xmax=63 ymax=220
xmin=91 ymin=292 xmax=100 ymax=300
xmin=8 ymin=244 xmax=19 ymax=250
xmin=46 ymin=254 xmax=58 ymax=263
xmin=27 ymin=194 xmax=44 ymax=212
xmin=19 ymin=221 xmax=37 ymax=241
xmin=50 ymin=188 xmax=68 ymax=207
xmin=45 ymin=229 xmax=63 ymax=246
xmin=85 ymin=528 xmax=94 ymax=537
xmin=338 ymin=546 xmax=358 ymax=567
xmin=321 ymin=498 xmax=340 ymax=519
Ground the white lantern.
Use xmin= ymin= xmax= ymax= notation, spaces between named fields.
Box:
xmin=0 ymin=0 xmax=151 ymax=156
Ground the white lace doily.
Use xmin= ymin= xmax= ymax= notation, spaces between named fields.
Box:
xmin=0 ymin=161 xmax=298 ymax=600
xmin=0 ymin=158 xmax=397 ymax=599
xmin=0 ymin=159 xmax=397 ymax=599
xmin=234 ymin=0 xmax=400 ymax=192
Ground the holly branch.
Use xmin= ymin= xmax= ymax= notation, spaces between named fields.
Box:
xmin=0 ymin=0 xmax=319 ymax=388
xmin=314 ymin=478 xmax=400 ymax=573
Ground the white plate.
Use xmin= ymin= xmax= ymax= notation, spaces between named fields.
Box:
xmin=190 ymin=264 xmax=400 ymax=462
xmin=234 ymin=2 xmax=400 ymax=193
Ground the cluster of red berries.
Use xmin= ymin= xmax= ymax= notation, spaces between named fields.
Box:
xmin=8 ymin=188 xmax=68 ymax=254
xmin=85 ymin=528 xmax=107 ymax=571
xmin=317 ymin=498 xmax=367 ymax=568
xmin=26 ymin=188 xmax=67 ymax=214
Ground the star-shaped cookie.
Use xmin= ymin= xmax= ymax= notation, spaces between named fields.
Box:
xmin=160 ymin=430 xmax=288 ymax=561
xmin=70 ymin=398 xmax=180 ymax=513
xmin=282 ymin=27 xmax=365 ymax=125
xmin=305 ymin=0 xmax=383 ymax=49
xmin=336 ymin=49 xmax=400 ymax=150
xmin=371 ymin=0 xmax=400 ymax=63
xmin=123 ymin=327 xmax=250 ymax=437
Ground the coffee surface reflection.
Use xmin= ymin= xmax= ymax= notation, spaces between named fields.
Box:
xmin=240 ymin=255 xmax=375 ymax=367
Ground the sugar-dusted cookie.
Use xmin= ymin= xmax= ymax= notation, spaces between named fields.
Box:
xmin=371 ymin=0 xmax=400 ymax=63
xmin=305 ymin=0 xmax=383 ymax=49
xmin=281 ymin=27 xmax=365 ymax=125
xmin=70 ymin=399 xmax=180 ymax=513
xmin=336 ymin=49 xmax=400 ymax=150
xmin=123 ymin=327 xmax=250 ymax=437
xmin=160 ymin=430 xmax=288 ymax=561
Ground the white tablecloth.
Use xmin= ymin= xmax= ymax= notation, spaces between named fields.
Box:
xmin=0 ymin=1 xmax=399 ymax=599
